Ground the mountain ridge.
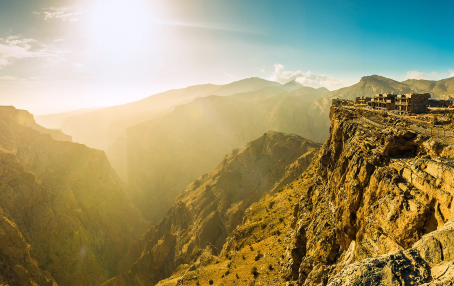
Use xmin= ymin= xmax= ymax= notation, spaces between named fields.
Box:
xmin=102 ymin=131 xmax=320 ymax=286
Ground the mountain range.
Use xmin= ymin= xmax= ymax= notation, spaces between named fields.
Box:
xmin=2 ymin=73 xmax=454 ymax=286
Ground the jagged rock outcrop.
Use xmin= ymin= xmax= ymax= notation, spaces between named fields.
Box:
xmin=0 ymin=106 xmax=148 ymax=285
xmin=103 ymin=131 xmax=320 ymax=286
xmin=327 ymin=219 xmax=454 ymax=285
xmin=327 ymin=249 xmax=431 ymax=286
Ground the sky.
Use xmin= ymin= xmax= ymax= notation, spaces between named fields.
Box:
xmin=1 ymin=0 xmax=454 ymax=115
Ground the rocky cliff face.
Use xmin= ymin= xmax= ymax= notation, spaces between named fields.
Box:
xmin=280 ymin=106 xmax=454 ymax=285
xmin=0 ymin=106 xmax=72 ymax=142
xmin=102 ymin=131 xmax=320 ymax=286
xmin=155 ymin=105 xmax=454 ymax=286
xmin=0 ymin=106 xmax=148 ymax=286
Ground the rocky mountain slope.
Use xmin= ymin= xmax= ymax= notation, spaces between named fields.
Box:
xmin=153 ymin=105 xmax=454 ymax=285
xmin=0 ymin=106 xmax=148 ymax=286
xmin=403 ymin=77 xmax=454 ymax=100
xmin=55 ymin=78 xmax=280 ymax=151
xmin=115 ymin=85 xmax=327 ymax=223
xmin=102 ymin=131 xmax=320 ymax=285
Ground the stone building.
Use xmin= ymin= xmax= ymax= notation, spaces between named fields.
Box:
xmin=395 ymin=93 xmax=430 ymax=114
xmin=428 ymin=98 xmax=453 ymax=108
xmin=355 ymin=96 xmax=371 ymax=105
xmin=367 ymin=93 xmax=397 ymax=111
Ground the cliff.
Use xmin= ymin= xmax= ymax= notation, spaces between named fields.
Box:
xmin=102 ymin=131 xmax=320 ymax=285
xmin=0 ymin=106 xmax=72 ymax=142
xmin=155 ymin=106 xmax=454 ymax=285
xmin=0 ymin=106 xmax=148 ymax=285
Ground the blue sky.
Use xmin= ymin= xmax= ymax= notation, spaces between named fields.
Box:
xmin=1 ymin=0 xmax=453 ymax=114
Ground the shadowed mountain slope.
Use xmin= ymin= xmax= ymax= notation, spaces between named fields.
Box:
xmin=0 ymin=106 xmax=148 ymax=286
xmin=102 ymin=131 xmax=320 ymax=286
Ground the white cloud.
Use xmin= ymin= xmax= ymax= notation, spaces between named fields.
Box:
xmin=403 ymin=70 xmax=428 ymax=80
xmin=0 ymin=36 xmax=67 ymax=69
xmin=34 ymin=7 xmax=83 ymax=22
xmin=269 ymin=64 xmax=356 ymax=90
xmin=403 ymin=69 xmax=454 ymax=80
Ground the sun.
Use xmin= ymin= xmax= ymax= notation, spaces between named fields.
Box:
xmin=84 ymin=0 xmax=156 ymax=64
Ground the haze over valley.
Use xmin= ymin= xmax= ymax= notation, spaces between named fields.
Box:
xmin=1 ymin=0 xmax=454 ymax=285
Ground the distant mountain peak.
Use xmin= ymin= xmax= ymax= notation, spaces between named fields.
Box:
xmin=360 ymin=74 xmax=396 ymax=83
xmin=283 ymin=80 xmax=303 ymax=87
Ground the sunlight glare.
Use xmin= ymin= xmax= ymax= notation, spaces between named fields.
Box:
xmin=84 ymin=0 xmax=156 ymax=64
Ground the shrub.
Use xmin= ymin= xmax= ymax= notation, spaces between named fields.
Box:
xmin=433 ymin=114 xmax=439 ymax=126
xmin=261 ymin=223 xmax=267 ymax=229
xmin=254 ymin=251 xmax=262 ymax=261
xmin=209 ymin=279 xmax=214 ymax=285
xmin=251 ymin=266 xmax=258 ymax=277
xmin=279 ymin=217 xmax=284 ymax=223
xmin=249 ymin=245 xmax=254 ymax=251
xmin=268 ymin=264 xmax=273 ymax=270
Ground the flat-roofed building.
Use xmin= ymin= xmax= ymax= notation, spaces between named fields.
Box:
xmin=355 ymin=96 xmax=371 ymax=105
xmin=395 ymin=93 xmax=430 ymax=114
xmin=367 ymin=93 xmax=397 ymax=111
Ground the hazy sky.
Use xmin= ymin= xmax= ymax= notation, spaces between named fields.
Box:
xmin=1 ymin=0 xmax=454 ymax=115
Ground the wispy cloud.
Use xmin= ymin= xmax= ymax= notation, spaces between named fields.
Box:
xmin=0 ymin=76 xmax=21 ymax=81
xmin=0 ymin=36 xmax=68 ymax=69
xmin=156 ymin=20 xmax=267 ymax=35
xmin=0 ymin=76 xmax=43 ymax=85
xmin=403 ymin=70 xmax=454 ymax=81
xmin=269 ymin=64 xmax=356 ymax=90
xmin=34 ymin=7 xmax=83 ymax=22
